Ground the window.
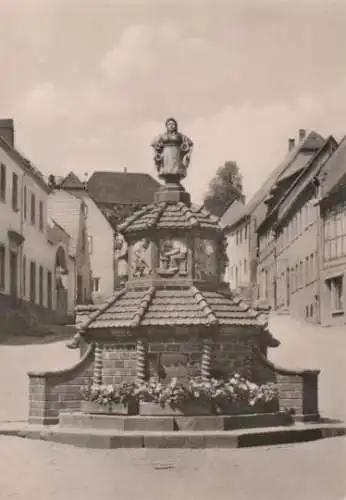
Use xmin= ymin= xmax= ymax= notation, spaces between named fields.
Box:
xmin=92 ymin=277 xmax=100 ymax=293
xmin=327 ymin=276 xmax=343 ymax=312
xmin=88 ymin=235 xmax=93 ymax=255
xmin=305 ymin=257 xmax=309 ymax=284
xmin=47 ymin=271 xmax=52 ymax=309
xmin=39 ymin=201 xmax=44 ymax=231
xmin=310 ymin=253 xmax=315 ymax=281
xmin=239 ymin=228 xmax=243 ymax=244
xmin=299 ymin=261 xmax=303 ymax=287
xmin=12 ymin=173 xmax=18 ymax=211
xmin=22 ymin=256 xmax=26 ymax=298
xmin=29 ymin=261 xmax=36 ymax=302
xmin=244 ymin=258 xmax=247 ymax=275
xmin=0 ymin=245 xmax=5 ymax=290
xmin=30 ymin=193 xmax=36 ymax=225
xmin=23 ymin=186 xmax=27 ymax=220
xmin=0 ymin=163 xmax=6 ymax=202
xmin=236 ymin=231 xmax=239 ymax=245
xmin=244 ymin=224 xmax=248 ymax=240
xmin=39 ymin=265 xmax=44 ymax=306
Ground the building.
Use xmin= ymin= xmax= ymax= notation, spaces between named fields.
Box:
xmin=221 ymin=129 xmax=327 ymax=302
xmin=87 ymin=170 xmax=161 ymax=229
xmin=55 ymin=172 xmax=116 ymax=303
xmin=47 ymin=188 xmax=92 ymax=317
xmin=256 ymin=134 xmax=338 ymax=322
xmin=319 ymin=137 xmax=346 ymax=326
xmin=86 ymin=170 xmax=161 ymax=287
xmin=0 ymin=119 xmax=64 ymax=333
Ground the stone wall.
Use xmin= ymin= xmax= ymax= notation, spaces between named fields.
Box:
xmin=0 ymin=292 xmax=68 ymax=339
xmin=27 ymin=330 xmax=320 ymax=425
xmin=28 ymin=344 xmax=94 ymax=425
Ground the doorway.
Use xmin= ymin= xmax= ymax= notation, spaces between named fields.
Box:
xmin=10 ymin=250 xmax=18 ymax=298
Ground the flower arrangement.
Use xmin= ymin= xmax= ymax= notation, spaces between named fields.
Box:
xmin=80 ymin=374 xmax=278 ymax=411
xmin=80 ymin=381 xmax=137 ymax=407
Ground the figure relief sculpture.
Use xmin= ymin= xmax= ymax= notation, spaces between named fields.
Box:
xmin=158 ymin=239 xmax=188 ymax=277
xmin=151 ymin=118 xmax=194 ymax=181
xmin=132 ymin=238 xmax=152 ymax=279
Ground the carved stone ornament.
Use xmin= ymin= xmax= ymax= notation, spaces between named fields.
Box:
xmin=157 ymin=239 xmax=188 ymax=277
xmin=113 ymin=233 xmax=128 ymax=259
xmin=194 ymin=238 xmax=216 ymax=280
xmin=151 ymin=118 xmax=193 ymax=181
xmin=131 ymin=238 xmax=152 ymax=279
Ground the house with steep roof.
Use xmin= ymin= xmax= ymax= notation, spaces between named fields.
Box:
xmin=47 ymin=188 xmax=92 ymax=316
xmin=87 ymin=170 xmax=161 ymax=229
xmin=220 ymin=129 xmax=328 ymax=302
xmin=51 ymin=171 xmax=117 ymax=302
xmin=256 ymin=134 xmax=338 ymax=321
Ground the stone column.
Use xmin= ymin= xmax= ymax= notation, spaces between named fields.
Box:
xmin=136 ymin=339 xmax=147 ymax=383
xmin=201 ymin=338 xmax=213 ymax=380
xmin=93 ymin=342 xmax=103 ymax=386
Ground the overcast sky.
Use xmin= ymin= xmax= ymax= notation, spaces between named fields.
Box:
xmin=1 ymin=0 xmax=346 ymax=204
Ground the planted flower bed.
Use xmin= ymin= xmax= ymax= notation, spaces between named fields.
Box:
xmin=80 ymin=374 xmax=278 ymax=416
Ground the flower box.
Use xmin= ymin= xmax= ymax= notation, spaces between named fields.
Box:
xmin=214 ymin=398 xmax=279 ymax=415
xmin=81 ymin=398 xmax=138 ymax=415
xmin=139 ymin=400 xmax=213 ymax=416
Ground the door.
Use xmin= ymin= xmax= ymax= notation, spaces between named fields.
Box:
xmin=10 ymin=250 xmax=18 ymax=298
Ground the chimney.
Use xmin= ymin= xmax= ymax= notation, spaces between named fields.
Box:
xmin=288 ymin=138 xmax=295 ymax=151
xmin=299 ymin=129 xmax=306 ymax=141
xmin=0 ymin=118 xmax=14 ymax=147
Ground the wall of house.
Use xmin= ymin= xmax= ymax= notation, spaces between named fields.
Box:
xmin=320 ymin=199 xmax=346 ymax=326
xmin=224 ymin=219 xmax=251 ymax=294
xmin=257 ymin=194 xmax=320 ymax=322
xmin=0 ymin=145 xmax=59 ymax=333
xmin=83 ymin=197 xmax=114 ymax=303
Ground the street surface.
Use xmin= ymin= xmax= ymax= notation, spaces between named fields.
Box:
xmin=0 ymin=314 xmax=345 ymax=499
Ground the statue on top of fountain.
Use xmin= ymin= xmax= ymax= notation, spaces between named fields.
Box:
xmin=151 ymin=118 xmax=194 ymax=181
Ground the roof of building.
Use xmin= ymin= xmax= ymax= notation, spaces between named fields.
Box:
xmin=59 ymin=171 xmax=86 ymax=190
xmin=222 ymin=131 xmax=326 ymax=229
xmin=219 ymin=198 xmax=246 ymax=229
xmin=75 ymin=285 xmax=268 ymax=330
xmin=87 ymin=171 xmax=161 ymax=206
xmin=47 ymin=190 xmax=83 ymax=256
xmin=118 ymin=201 xmax=220 ymax=234
xmin=0 ymin=136 xmax=50 ymax=193
xmin=258 ymin=136 xmax=338 ymax=230
xmin=320 ymin=136 xmax=346 ymax=199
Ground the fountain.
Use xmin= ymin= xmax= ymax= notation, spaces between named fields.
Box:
xmin=26 ymin=119 xmax=325 ymax=448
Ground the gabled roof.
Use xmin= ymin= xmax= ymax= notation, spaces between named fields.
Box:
xmin=47 ymin=190 xmax=83 ymax=256
xmin=59 ymin=171 xmax=85 ymax=190
xmin=219 ymin=199 xmax=246 ymax=229
xmin=87 ymin=171 xmax=161 ymax=205
xmin=320 ymin=136 xmax=346 ymax=199
xmin=223 ymin=131 xmax=326 ymax=229
xmin=258 ymin=136 xmax=338 ymax=231
xmin=118 ymin=201 xmax=220 ymax=234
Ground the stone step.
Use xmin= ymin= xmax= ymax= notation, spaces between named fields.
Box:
xmin=59 ymin=411 xmax=293 ymax=432
xmin=0 ymin=421 xmax=344 ymax=449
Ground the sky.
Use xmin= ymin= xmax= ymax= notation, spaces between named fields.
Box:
xmin=1 ymin=0 xmax=346 ymax=204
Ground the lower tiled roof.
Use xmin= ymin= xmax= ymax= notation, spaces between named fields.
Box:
xmin=78 ymin=286 xmax=267 ymax=331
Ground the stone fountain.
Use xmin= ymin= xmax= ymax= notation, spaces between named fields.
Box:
xmin=27 ymin=119 xmax=322 ymax=446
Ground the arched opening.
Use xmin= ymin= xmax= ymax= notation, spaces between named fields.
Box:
xmin=55 ymin=245 xmax=68 ymax=318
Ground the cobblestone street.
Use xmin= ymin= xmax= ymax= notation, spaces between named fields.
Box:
xmin=0 ymin=314 xmax=345 ymax=499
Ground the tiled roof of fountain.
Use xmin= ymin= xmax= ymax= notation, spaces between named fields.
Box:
xmin=118 ymin=202 xmax=220 ymax=234
xmin=76 ymin=286 xmax=268 ymax=331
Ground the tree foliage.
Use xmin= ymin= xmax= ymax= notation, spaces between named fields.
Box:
xmin=203 ymin=161 xmax=244 ymax=217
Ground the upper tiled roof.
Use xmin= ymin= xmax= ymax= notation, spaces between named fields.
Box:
xmin=87 ymin=171 xmax=161 ymax=205
xmin=59 ymin=171 xmax=86 ymax=190
xmin=219 ymin=199 xmax=246 ymax=230
xmin=76 ymin=285 xmax=267 ymax=330
xmin=320 ymin=137 xmax=346 ymax=198
xmin=222 ymin=131 xmax=326 ymax=229
xmin=118 ymin=201 xmax=220 ymax=233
